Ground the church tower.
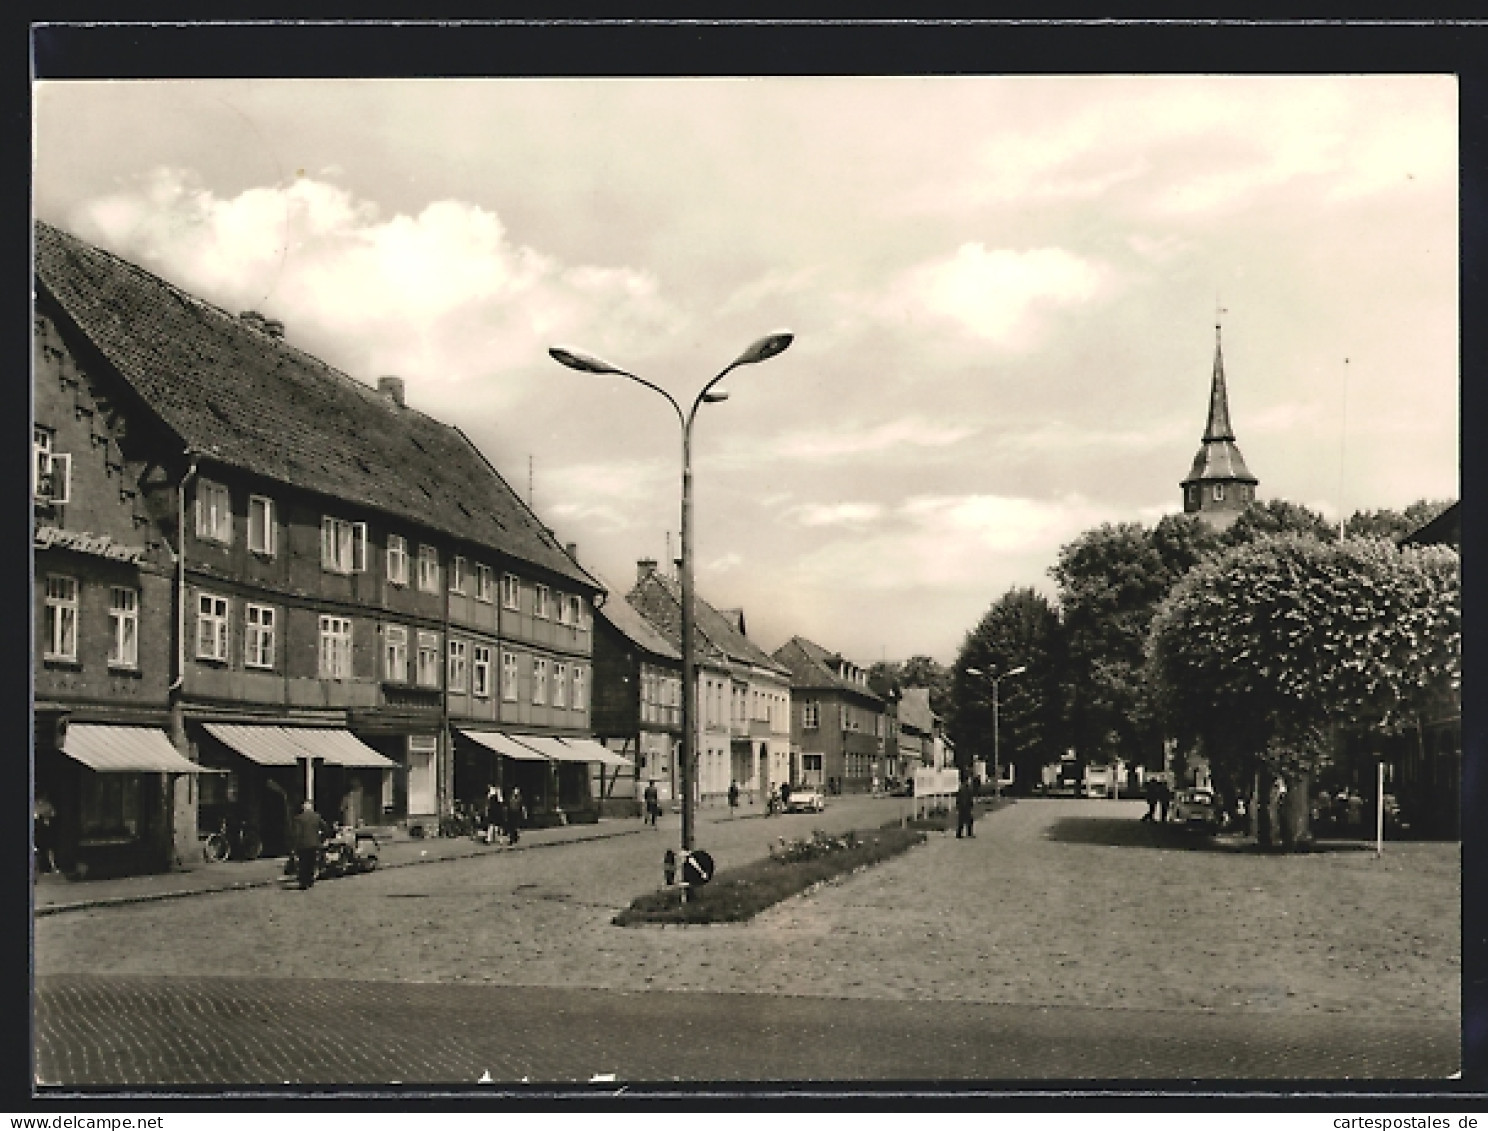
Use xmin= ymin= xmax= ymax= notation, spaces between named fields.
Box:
xmin=1180 ymin=319 xmax=1257 ymax=530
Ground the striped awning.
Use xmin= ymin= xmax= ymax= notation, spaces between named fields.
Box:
xmin=510 ymin=734 xmax=588 ymax=763
xmin=556 ymin=737 xmax=634 ymax=769
xmin=459 ymin=729 xmax=552 ymax=762
xmin=62 ymin=725 xmax=213 ymax=774
xmin=203 ymin=724 xmax=395 ymax=769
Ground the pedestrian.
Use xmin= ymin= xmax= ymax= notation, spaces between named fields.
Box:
xmin=484 ymin=784 xmax=504 ymax=845
xmin=956 ymin=774 xmax=975 ymax=838
xmin=728 ymin=781 xmax=739 ymax=813
xmin=1141 ymin=775 xmax=1160 ymax=822
xmin=1157 ymin=778 xmax=1172 ymax=823
xmin=34 ymin=792 xmax=57 ymax=874
xmin=289 ymin=800 xmax=325 ymax=890
xmin=780 ymin=781 xmax=791 ymax=811
xmin=644 ymin=780 xmax=660 ymax=826
xmin=506 ymin=785 xmax=524 ymax=845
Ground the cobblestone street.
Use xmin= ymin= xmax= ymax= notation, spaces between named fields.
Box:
xmin=33 ymin=797 xmax=1462 ymax=1085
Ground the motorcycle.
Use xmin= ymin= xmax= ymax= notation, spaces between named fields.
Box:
xmin=320 ymin=825 xmax=380 ymax=878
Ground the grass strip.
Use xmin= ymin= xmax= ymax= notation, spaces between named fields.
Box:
xmin=613 ymin=824 xmax=926 ymax=926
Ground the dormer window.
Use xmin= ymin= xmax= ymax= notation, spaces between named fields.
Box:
xmin=1213 ymin=484 xmax=1225 ymax=502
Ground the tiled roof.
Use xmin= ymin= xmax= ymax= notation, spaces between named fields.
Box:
xmin=772 ymin=635 xmax=884 ymax=702
xmin=1400 ymin=500 xmax=1460 ymax=548
xmin=627 ymin=568 xmax=788 ymax=676
xmin=34 ymin=221 xmax=598 ymax=592
xmin=594 ymin=587 xmax=682 ymax=663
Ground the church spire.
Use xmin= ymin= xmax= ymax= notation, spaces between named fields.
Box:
xmin=1204 ymin=320 xmax=1235 ymax=442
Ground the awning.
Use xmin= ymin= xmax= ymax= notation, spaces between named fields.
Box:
xmin=557 ymin=737 xmax=634 ymax=769
xmin=203 ymin=724 xmax=395 ymax=769
xmin=204 ymin=723 xmax=305 ymax=766
xmin=289 ymin=728 xmax=396 ymax=769
xmin=459 ymin=729 xmax=552 ymax=762
xmin=513 ymin=734 xmax=589 ymax=763
xmin=62 ymin=725 xmax=214 ymax=774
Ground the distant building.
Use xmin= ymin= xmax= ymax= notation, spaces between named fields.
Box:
xmin=772 ymin=636 xmax=887 ymax=793
xmin=627 ymin=562 xmax=792 ymax=805
xmin=1180 ymin=321 xmax=1258 ymax=530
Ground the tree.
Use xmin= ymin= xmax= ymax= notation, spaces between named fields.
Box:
xmin=868 ymin=655 xmax=953 ymax=717
xmin=1222 ymin=498 xmax=1336 ymax=546
xmin=948 ymin=587 xmax=1064 ymax=792
xmin=1050 ymin=515 xmax=1219 ymax=768
xmin=1147 ymin=536 xmax=1460 ymax=849
xmin=1344 ymin=498 xmax=1455 ymax=541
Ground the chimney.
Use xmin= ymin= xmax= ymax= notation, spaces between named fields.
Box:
xmin=565 ymin=542 xmax=577 ymax=559
xmin=637 ymin=557 xmax=658 ymax=585
xmin=377 ymin=376 xmax=406 ymax=407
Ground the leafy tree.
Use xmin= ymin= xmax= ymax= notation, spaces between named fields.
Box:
xmin=949 ymin=587 xmax=1064 ymax=792
xmin=1345 ymin=498 xmax=1455 ymax=541
xmin=867 ymin=655 xmax=952 ymax=717
xmin=1222 ymin=498 xmax=1336 ymax=545
xmin=1148 ymin=536 xmax=1460 ymax=849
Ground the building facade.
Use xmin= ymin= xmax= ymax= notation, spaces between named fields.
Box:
xmin=1180 ymin=322 xmax=1259 ymax=530
xmin=772 ymin=637 xmax=887 ymax=794
xmin=35 ymin=221 xmax=604 ymax=873
xmin=627 ymin=562 xmax=792 ymax=805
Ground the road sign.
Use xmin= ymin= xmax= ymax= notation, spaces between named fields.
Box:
xmin=681 ymin=850 xmax=714 ymax=887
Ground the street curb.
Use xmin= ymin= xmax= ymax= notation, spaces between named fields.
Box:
xmin=34 ymin=822 xmax=652 ymax=917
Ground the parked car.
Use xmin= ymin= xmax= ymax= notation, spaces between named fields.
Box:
xmin=785 ymin=786 xmax=826 ymax=813
xmin=1171 ymin=787 xmax=1222 ymax=832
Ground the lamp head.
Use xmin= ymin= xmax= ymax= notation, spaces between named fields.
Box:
xmin=549 ymin=345 xmax=631 ymax=377
xmin=964 ymin=667 xmax=983 ymax=678
xmin=702 ymin=389 xmax=730 ymax=403
xmin=730 ymin=330 xmax=794 ymax=368
xmin=1007 ymin=665 xmax=1028 ymax=677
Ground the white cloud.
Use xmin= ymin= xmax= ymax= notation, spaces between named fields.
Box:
xmin=71 ymin=169 xmax=687 ymax=400
xmin=785 ymin=502 xmax=884 ymax=527
xmin=757 ymin=416 xmax=979 ymax=464
xmin=881 ymin=244 xmax=1106 ymax=349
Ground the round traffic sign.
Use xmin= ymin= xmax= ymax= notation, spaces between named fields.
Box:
xmin=681 ymin=850 xmax=714 ymax=886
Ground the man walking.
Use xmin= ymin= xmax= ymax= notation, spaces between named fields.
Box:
xmin=289 ymin=801 xmax=325 ymax=890
xmin=644 ymin=780 xmax=660 ymax=826
xmin=956 ymin=773 xmax=975 ymax=839
xmin=506 ymin=785 xmax=524 ymax=845
xmin=1142 ymin=775 xmax=1160 ymax=822
xmin=728 ymin=780 xmax=740 ymax=814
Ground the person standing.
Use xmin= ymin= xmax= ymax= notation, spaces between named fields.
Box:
xmin=956 ymin=774 xmax=975 ymax=839
xmin=506 ymin=785 xmax=524 ymax=845
xmin=289 ymin=801 xmax=325 ymax=890
xmin=643 ymin=780 xmax=660 ymax=826
xmin=34 ymin=793 xmax=57 ymax=874
xmin=484 ymin=784 xmax=504 ymax=845
xmin=728 ymin=781 xmax=740 ymax=814
xmin=1158 ymin=778 xmax=1173 ymax=823
xmin=1141 ymin=775 xmax=1160 ymax=822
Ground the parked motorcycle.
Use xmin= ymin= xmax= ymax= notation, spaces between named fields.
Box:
xmin=320 ymin=825 xmax=380 ymax=878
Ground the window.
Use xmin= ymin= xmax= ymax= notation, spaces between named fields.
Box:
xmin=501 ymin=651 xmax=519 ymax=701
xmin=803 ymin=753 xmax=823 ymax=773
xmin=448 ymin=638 xmax=469 ymax=692
xmin=573 ymin=666 xmax=587 ymax=712
xmin=553 ymin=662 xmax=567 ymax=707
xmin=197 ymin=593 xmax=229 ymax=661
xmin=318 ymin=615 xmax=353 ymax=679
xmin=556 ymin=592 xmax=572 ymax=625
xmin=244 ymin=603 xmax=275 ymax=669
xmin=384 ymin=625 xmax=409 ymax=682
xmin=417 ymin=631 xmax=441 ymax=687
xmin=534 ymin=584 xmax=551 ymax=619
xmin=407 ymin=735 xmax=437 ymax=816
xmin=196 ymin=481 xmax=232 ymax=544
xmin=502 ymin=573 xmax=520 ymax=611
xmin=1213 ymin=484 xmax=1225 ymax=502
xmin=417 ymin=545 xmax=439 ymax=593
xmin=247 ymin=496 xmax=276 ymax=556
xmin=44 ymin=575 xmax=78 ymax=661
xmin=450 ymin=556 xmax=467 ymax=595
xmin=321 ymin=517 xmax=368 ymax=573
xmin=533 ymin=657 xmax=548 ymax=705
xmin=387 ymin=535 xmax=409 ymax=587
xmin=475 ymin=564 xmax=494 ymax=603
xmin=107 ymin=587 xmax=140 ymax=668
xmin=81 ymin=773 xmax=141 ymax=839
xmin=803 ymin=700 xmax=819 ymax=729
xmin=34 ymin=430 xmax=70 ymax=504
xmin=473 ymin=645 xmax=492 ymax=698
xmin=565 ymin=594 xmax=583 ymax=627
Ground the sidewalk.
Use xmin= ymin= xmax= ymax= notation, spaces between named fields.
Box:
xmin=33 ymin=815 xmax=653 ymax=916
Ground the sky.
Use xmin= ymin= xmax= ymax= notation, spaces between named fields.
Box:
xmin=32 ymin=75 xmax=1459 ymax=664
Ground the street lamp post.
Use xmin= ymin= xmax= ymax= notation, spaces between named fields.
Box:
xmin=965 ymin=665 xmax=1026 ymax=802
xmin=550 ymin=331 xmax=793 ymax=857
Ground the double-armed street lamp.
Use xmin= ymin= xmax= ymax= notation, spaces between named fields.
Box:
xmin=549 ymin=331 xmax=793 ymax=858
xmin=965 ymin=665 xmax=1026 ymax=801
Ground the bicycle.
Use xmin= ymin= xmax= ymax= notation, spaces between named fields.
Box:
xmin=201 ymin=814 xmax=263 ymax=863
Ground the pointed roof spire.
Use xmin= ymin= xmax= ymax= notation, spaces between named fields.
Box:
xmin=1204 ymin=318 xmax=1235 ymax=442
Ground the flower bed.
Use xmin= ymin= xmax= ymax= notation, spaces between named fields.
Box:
xmin=613 ymin=826 xmax=926 ymax=926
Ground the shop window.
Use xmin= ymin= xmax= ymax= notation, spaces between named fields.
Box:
xmin=80 ymin=773 xmax=142 ymax=840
